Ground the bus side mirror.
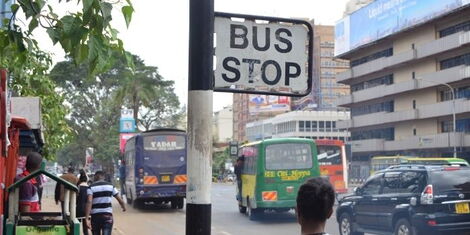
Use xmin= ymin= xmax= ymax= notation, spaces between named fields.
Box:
xmin=354 ymin=187 xmax=361 ymax=195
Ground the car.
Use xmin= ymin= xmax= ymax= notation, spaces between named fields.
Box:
xmin=336 ymin=165 xmax=470 ymax=235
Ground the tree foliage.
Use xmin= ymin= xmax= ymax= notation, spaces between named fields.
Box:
xmin=51 ymin=53 xmax=182 ymax=167
xmin=0 ymin=0 xmax=134 ymax=159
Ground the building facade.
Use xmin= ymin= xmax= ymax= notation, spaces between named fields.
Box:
xmin=293 ymin=24 xmax=350 ymax=111
xmin=335 ymin=2 xmax=470 ymax=162
xmin=246 ymin=110 xmax=350 ymax=142
xmin=213 ymin=106 xmax=233 ymax=144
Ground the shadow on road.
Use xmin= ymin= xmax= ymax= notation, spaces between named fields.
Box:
xmin=249 ymin=211 xmax=297 ymax=224
xmin=132 ymin=201 xmax=185 ymax=213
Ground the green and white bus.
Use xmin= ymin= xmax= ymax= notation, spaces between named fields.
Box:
xmin=237 ymin=138 xmax=320 ymax=220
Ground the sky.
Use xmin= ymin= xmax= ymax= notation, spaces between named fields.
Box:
xmin=38 ymin=0 xmax=350 ymax=112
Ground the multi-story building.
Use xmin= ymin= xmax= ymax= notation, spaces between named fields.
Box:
xmin=293 ymin=24 xmax=350 ymax=111
xmin=232 ymin=94 xmax=290 ymax=142
xmin=213 ymin=106 xmax=233 ymax=144
xmin=245 ymin=110 xmax=350 ymax=142
xmin=335 ymin=1 xmax=470 ymax=162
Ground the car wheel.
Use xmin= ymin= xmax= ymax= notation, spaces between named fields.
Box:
xmin=170 ymin=199 xmax=178 ymax=209
xmin=339 ymin=213 xmax=363 ymax=235
xmin=394 ymin=218 xmax=414 ymax=235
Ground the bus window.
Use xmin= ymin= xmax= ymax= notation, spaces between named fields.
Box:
xmin=143 ymin=135 xmax=186 ymax=165
xmin=265 ymin=143 xmax=312 ymax=170
xmin=317 ymin=145 xmax=342 ymax=165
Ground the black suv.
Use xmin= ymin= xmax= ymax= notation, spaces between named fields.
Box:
xmin=336 ymin=165 xmax=470 ymax=235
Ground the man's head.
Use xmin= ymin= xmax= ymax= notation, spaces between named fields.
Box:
xmin=67 ymin=167 xmax=74 ymax=174
xmin=94 ymin=170 xmax=105 ymax=181
xmin=25 ymin=152 xmax=43 ymax=172
xmin=236 ymin=156 xmax=244 ymax=165
xmin=296 ymin=177 xmax=335 ymax=225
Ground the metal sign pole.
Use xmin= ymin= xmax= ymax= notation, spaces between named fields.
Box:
xmin=186 ymin=0 xmax=213 ymax=234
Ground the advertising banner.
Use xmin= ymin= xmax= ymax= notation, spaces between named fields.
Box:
xmin=335 ymin=0 xmax=470 ymax=56
xmin=120 ymin=133 xmax=136 ymax=154
xmin=248 ymin=95 xmax=290 ymax=114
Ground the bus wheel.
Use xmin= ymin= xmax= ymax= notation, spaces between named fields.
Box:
xmin=171 ymin=199 xmax=178 ymax=209
xmin=247 ymin=205 xmax=261 ymax=221
xmin=239 ymin=205 xmax=247 ymax=214
xmin=177 ymin=198 xmax=184 ymax=209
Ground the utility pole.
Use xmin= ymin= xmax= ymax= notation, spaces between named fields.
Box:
xmin=187 ymin=0 xmax=214 ymax=234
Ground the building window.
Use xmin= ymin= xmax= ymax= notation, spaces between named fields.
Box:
xmin=351 ymin=127 xmax=395 ymax=141
xmin=332 ymin=121 xmax=337 ymax=131
xmin=412 ymin=71 xmax=415 ymax=79
xmin=326 ymin=121 xmax=332 ymax=132
xmin=299 ymin=121 xmax=305 ymax=132
xmin=305 ymin=121 xmax=311 ymax=132
xmin=440 ymin=86 xmax=470 ymax=101
xmin=441 ymin=120 xmax=453 ymax=133
xmin=351 ymin=74 xmax=393 ymax=92
xmin=351 ymin=100 xmax=394 ymax=116
xmin=439 ymin=20 xmax=470 ymax=38
xmin=312 ymin=121 xmax=318 ymax=132
xmin=350 ymin=48 xmax=393 ymax=67
xmin=412 ymin=100 xmax=416 ymax=109
xmin=440 ymin=52 xmax=470 ymax=70
xmin=413 ymin=128 xmax=417 ymax=136
xmin=319 ymin=121 xmax=325 ymax=132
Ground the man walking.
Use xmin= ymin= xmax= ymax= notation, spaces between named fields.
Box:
xmin=85 ymin=171 xmax=126 ymax=235
xmin=55 ymin=167 xmax=78 ymax=211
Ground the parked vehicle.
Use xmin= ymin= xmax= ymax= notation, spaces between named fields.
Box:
xmin=337 ymin=165 xmax=470 ymax=235
xmin=370 ymin=156 xmax=469 ymax=174
xmin=237 ymin=138 xmax=320 ymax=220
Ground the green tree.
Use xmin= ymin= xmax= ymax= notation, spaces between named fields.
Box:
xmin=1 ymin=0 xmax=134 ymax=159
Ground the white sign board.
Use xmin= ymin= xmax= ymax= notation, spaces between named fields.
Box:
xmin=121 ymin=109 xmax=134 ymax=119
xmin=214 ymin=13 xmax=312 ymax=96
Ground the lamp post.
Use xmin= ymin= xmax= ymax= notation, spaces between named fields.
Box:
xmin=417 ymin=78 xmax=457 ymax=158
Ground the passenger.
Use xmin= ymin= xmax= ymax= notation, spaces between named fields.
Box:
xmin=119 ymin=161 xmax=126 ymax=196
xmin=16 ymin=152 xmax=43 ymax=212
xmin=55 ymin=166 xmax=79 ymax=212
xmin=77 ymin=169 xmax=90 ymax=235
xmin=296 ymin=177 xmax=335 ymax=235
xmin=85 ymin=170 xmax=126 ymax=235
xmin=234 ymin=156 xmax=244 ymax=200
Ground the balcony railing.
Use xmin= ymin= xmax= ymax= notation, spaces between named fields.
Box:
xmin=351 ymin=133 xmax=466 ymax=153
xmin=338 ymin=65 xmax=470 ymax=106
xmin=417 ymin=31 xmax=470 ymax=59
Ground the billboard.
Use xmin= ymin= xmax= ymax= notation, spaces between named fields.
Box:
xmin=335 ymin=0 xmax=470 ymax=56
xmin=248 ymin=95 xmax=290 ymax=114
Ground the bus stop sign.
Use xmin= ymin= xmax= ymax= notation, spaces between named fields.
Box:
xmin=214 ymin=12 xmax=313 ymax=97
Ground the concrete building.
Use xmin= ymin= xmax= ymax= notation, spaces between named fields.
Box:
xmin=213 ymin=106 xmax=233 ymax=144
xmin=246 ymin=110 xmax=350 ymax=142
xmin=293 ymin=24 xmax=350 ymax=111
xmin=335 ymin=1 xmax=470 ymax=161
xmin=232 ymin=94 xmax=290 ymax=142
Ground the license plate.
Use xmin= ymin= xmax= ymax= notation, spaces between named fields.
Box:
xmin=455 ymin=202 xmax=470 ymax=214
xmin=161 ymin=175 xmax=170 ymax=182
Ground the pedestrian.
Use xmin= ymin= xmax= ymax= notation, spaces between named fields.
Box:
xmin=77 ymin=169 xmax=90 ymax=235
xmin=118 ymin=161 xmax=126 ymax=196
xmin=55 ymin=167 xmax=79 ymax=212
xmin=16 ymin=152 xmax=43 ymax=212
xmin=296 ymin=177 xmax=335 ymax=235
xmin=234 ymin=156 xmax=244 ymax=200
xmin=85 ymin=170 xmax=126 ymax=235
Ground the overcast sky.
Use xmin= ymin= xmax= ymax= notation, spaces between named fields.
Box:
xmin=39 ymin=0 xmax=350 ymax=112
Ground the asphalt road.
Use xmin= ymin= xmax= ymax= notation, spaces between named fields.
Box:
xmin=112 ymin=183 xmax=341 ymax=235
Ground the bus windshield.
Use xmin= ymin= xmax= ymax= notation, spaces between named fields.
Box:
xmin=143 ymin=135 xmax=186 ymax=165
xmin=317 ymin=145 xmax=342 ymax=165
xmin=265 ymin=143 xmax=312 ymax=170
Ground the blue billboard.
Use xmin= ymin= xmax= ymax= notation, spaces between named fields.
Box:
xmin=335 ymin=0 xmax=470 ymax=56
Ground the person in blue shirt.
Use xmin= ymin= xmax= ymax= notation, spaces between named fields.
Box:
xmin=118 ymin=161 xmax=126 ymax=196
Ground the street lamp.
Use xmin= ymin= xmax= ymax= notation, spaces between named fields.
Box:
xmin=416 ymin=78 xmax=457 ymax=158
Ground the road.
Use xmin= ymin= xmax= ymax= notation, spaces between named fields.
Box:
xmin=112 ymin=183 xmax=341 ymax=235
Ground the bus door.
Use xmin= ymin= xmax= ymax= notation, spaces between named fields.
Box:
xmin=317 ymin=143 xmax=347 ymax=193
xmin=262 ymin=142 xmax=316 ymax=203
xmin=142 ymin=135 xmax=187 ymax=186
